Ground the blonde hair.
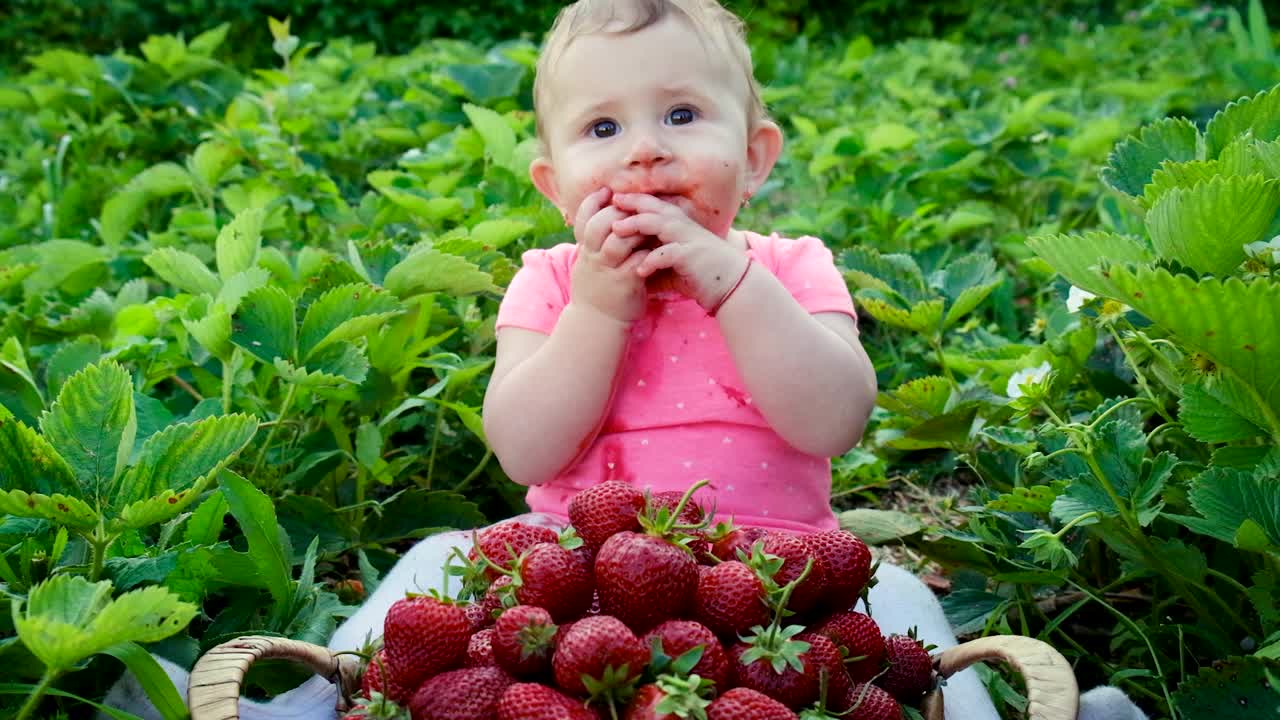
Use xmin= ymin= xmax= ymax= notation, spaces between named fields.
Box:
xmin=532 ymin=0 xmax=767 ymax=144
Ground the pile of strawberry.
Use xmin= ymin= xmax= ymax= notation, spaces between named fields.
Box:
xmin=345 ymin=481 xmax=938 ymax=720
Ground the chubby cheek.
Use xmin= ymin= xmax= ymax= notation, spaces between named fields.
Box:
xmin=681 ymin=159 xmax=746 ymax=236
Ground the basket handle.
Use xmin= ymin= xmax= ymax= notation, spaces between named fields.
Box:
xmin=187 ymin=635 xmax=361 ymax=720
xmin=922 ymin=635 xmax=1079 ymax=720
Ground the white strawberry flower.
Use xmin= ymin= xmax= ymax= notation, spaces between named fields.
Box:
xmin=1244 ymin=236 xmax=1280 ymax=265
xmin=1065 ymin=285 xmax=1096 ymax=313
xmin=1007 ymin=361 xmax=1052 ymax=399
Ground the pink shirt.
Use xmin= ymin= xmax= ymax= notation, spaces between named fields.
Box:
xmin=495 ymin=231 xmax=857 ymax=533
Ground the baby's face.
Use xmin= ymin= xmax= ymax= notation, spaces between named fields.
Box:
xmin=532 ymin=15 xmax=768 ymax=238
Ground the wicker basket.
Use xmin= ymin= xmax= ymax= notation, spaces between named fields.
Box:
xmin=188 ymin=633 xmax=1078 ymax=720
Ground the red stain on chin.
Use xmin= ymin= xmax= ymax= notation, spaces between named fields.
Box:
xmin=721 ymin=385 xmax=751 ymax=408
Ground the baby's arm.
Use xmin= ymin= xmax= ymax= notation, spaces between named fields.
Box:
xmin=716 ymin=265 xmax=877 ymax=457
xmin=482 ymin=305 xmax=631 ymax=486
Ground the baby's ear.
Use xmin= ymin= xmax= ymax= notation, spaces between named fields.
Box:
xmin=745 ymin=120 xmax=783 ymax=193
xmin=529 ymin=156 xmax=563 ymax=210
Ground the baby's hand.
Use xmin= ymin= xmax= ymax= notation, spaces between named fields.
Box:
xmin=568 ymin=187 xmax=653 ymax=325
xmin=609 ymin=193 xmax=748 ymax=312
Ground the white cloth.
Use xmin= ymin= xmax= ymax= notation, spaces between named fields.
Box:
xmin=103 ymin=517 xmax=1147 ymax=720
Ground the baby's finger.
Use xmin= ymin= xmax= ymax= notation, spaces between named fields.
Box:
xmin=572 ymin=187 xmax=612 ymax=235
xmin=598 ymin=232 xmax=648 ymax=267
xmin=635 ymin=243 xmax=682 ymax=278
xmin=612 ymin=212 xmax=676 ymax=242
xmin=583 ymin=206 xmax=630 ymax=254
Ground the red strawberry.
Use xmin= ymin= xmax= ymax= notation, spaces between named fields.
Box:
xmin=497 ymin=683 xmax=601 ymax=720
xmin=760 ymin=533 xmax=827 ymax=614
xmin=514 ymin=542 xmax=594 ymax=622
xmin=693 ymin=560 xmax=770 ymax=640
xmin=811 ymin=612 xmax=885 ymax=683
xmin=383 ymin=595 xmax=470 ymax=693
xmin=551 ymin=615 xmax=649 ymax=699
xmin=728 ymin=637 xmax=817 ymax=710
xmin=706 ymin=687 xmax=797 ymax=720
xmin=650 ymin=491 xmax=705 ymax=524
xmin=341 ymin=693 xmax=408 ymax=720
xmin=568 ymin=481 xmax=645 ymax=548
xmin=624 ymin=676 xmax=712 ymax=720
xmin=467 ymin=628 xmax=498 ymax=667
xmin=595 ymin=530 xmax=698 ymax=633
xmin=707 ymin=523 xmax=768 ymax=563
xmin=842 ymin=683 xmax=902 ymax=720
xmin=465 ymin=602 xmax=494 ymax=633
xmin=803 ymin=530 xmax=872 ymax=613
xmin=470 ymin=522 xmax=561 ymax=582
xmin=643 ymin=620 xmax=732 ymax=694
xmin=876 ymin=634 xmax=933 ymax=701
xmin=483 ymin=575 xmax=516 ymax=617
xmin=409 ymin=665 xmax=515 ymax=720
xmin=361 ymin=649 xmax=393 ymax=697
xmin=494 ymin=605 xmax=559 ymax=678
xmin=796 ymin=632 xmax=854 ymax=712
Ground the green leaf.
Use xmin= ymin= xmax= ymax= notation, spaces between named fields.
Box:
xmin=39 ymin=361 xmax=136 ymax=501
xmin=944 ymin=281 xmax=1000 ymax=329
xmin=1205 ymin=84 xmax=1280 ymax=158
xmin=940 ymin=589 xmax=1007 ymax=634
xmin=1106 ymin=266 xmax=1280 ymax=423
xmin=1172 ymin=655 xmax=1280 ymax=720
xmin=100 ymin=643 xmax=190 ymax=720
xmin=0 ymin=337 xmax=44 ymax=425
xmin=987 ymin=485 xmax=1059 ymax=513
xmin=275 ymin=344 xmax=369 ymax=387
xmin=99 ymin=163 xmax=194 ymax=246
xmin=0 ymin=263 xmax=36 ymax=293
xmin=470 ymin=219 xmax=533 ymax=250
xmin=865 ymin=122 xmax=919 ymax=153
xmin=216 ymin=267 xmax=271 ymax=312
xmin=1100 ymin=116 xmax=1200 ymax=198
xmin=220 ymin=472 xmax=293 ymax=618
xmin=383 ymin=248 xmax=498 ymax=298
xmin=878 ymin=375 xmax=951 ymax=419
xmin=0 ymin=489 xmax=98 ymax=528
xmin=297 ymin=283 xmax=402 ymax=361
xmin=215 ymin=207 xmax=265 ymax=281
xmin=463 ymin=103 xmax=517 ymax=173
xmin=190 ymin=138 xmax=238 ymax=187
xmin=112 ymin=414 xmax=257 ymax=513
xmin=854 ymin=291 xmax=944 ymax=333
xmin=184 ymin=490 xmax=228 ymax=546
xmin=181 ymin=298 xmax=233 ymax=362
xmin=840 ymin=246 xmax=928 ymax=305
xmin=232 ymin=286 xmax=297 ymax=364
xmin=1172 ymin=467 xmax=1280 ymax=549
xmin=0 ymin=684 xmax=146 ymax=720
xmin=12 ymin=576 xmax=195 ymax=671
xmin=144 ymin=248 xmax=221 ymax=297
xmin=1145 ymin=174 xmax=1280 ymax=275
xmin=45 ymin=337 xmax=103 ymax=400
xmin=836 ymin=508 xmax=924 ymax=544
xmin=1025 ymin=231 xmax=1155 ymax=298
xmin=367 ymin=171 xmax=464 ymax=222
xmin=1180 ymin=381 xmax=1268 ymax=443
xmin=362 ymin=489 xmax=485 ymax=543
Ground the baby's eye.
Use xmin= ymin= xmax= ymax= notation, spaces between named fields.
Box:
xmin=590 ymin=120 xmax=619 ymax=138
xmin=667 ymin=107 xmax=696 ymax=125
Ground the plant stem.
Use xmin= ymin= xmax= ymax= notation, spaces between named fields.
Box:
xmin=253 ymin=382 xmax=298 ymax=481
xmin=1107 ymin=325 xmax=1175 ymax=424
xmin=16 ymin=670 xmax=60 ymax=720
xmin=452 ymin=447 xmax=493 ymax=493
xmin=222 ymin=349 xmax=239 ymax=414
xmin=931 ymin=336 xmax=956 ymax=385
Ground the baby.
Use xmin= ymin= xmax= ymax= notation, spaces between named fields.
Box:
xmin=482 ymin=0 xmax=878 ymax=533
xmin=103 ymin=2 xmax=1149 ymax=718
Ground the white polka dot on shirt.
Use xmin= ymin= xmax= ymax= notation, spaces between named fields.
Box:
xmin=640 ymin=438 xmax=649 ymax=445
xmin=698 ymin=331 xmax=707 ymax=339
xmin=707 ymin=377 xmax=716 ymax=385
xmin=726 ymin=484 xmax=736 ymax=492
xmin=722 ymin=437 xmax=733 ymax=444
xmin=682 ymin=460 xmax=693 ymax=468
xmin=670 ymin=355 xmax=679 ymax=363
xmin=637 ymin=379 xmax=646 ymax=387
xmin=761 ymin=461 xmax=769 ymax=469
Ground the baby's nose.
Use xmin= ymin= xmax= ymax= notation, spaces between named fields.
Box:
xmin=624 ymin=132 xmax=671 ymax=167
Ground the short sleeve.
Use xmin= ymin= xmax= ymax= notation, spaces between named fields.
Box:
xmin=761 ymin=235 xmax=857 ymax=319
xmin=495 ymin=246 xmax=574 ymax=334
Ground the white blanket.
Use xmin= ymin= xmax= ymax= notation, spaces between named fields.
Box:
xmin=104 ymin=515 xmax=1147 ymax=720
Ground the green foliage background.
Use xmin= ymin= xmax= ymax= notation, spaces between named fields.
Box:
xmin=1 ymin=1 xmax=1279 ymax=718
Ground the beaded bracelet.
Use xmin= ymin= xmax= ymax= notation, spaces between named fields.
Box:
xmin=708 ymin=257 xmax=753 ymax=317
